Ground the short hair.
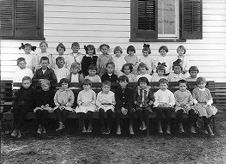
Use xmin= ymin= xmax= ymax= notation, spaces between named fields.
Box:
xmin=17 ymin=57 xmax=26 ymax=65
xmin=82 ymin=79 xmax=92 ymax=86
xmin=106 ymin=61 xmax=115 ymax=68
xmin=84 ymin=44 xmax=96 ymax=54
xmin=159 ymin=45 xmax=168 ymax=53
xmin=127 ymin=45 xmax=136 ymax=54
xmin=196 ymin=77 xmax=206 ymax=84
xmin=59 ymin=78 xmax=70 ymax=86
xmin=102 ymin=80 xmax=111 ymax=87
xmin=138 ymin=77 xmax=149 ymax=86
xmin=39 ymin=41 xmax=48 ymax=47
xmin=40 ymin=56 xmax=49 ymax=63
xmin=142 ymin=44 xmax=151 ymax=54
xmin=189 ymin=66 xmax=199 ymax=73
xmin=70 ymin=62 xmax=81 ymax=70
xmin=121 ymin=63 xmax=133 ymax=73
xmin=56 ymin=56 xmax=65 ymax=63
xmin=177 ymin=45 xmax=186 ymax=54
xmin=22 ymin=76 xmax=32 ymax=82
xmin=41 ymin=79 xmax=51 ymax=86
xmin=138 ymin=62 xmax=149 ymax=71
xmin=159 ymin=78 xmax=169 ymax=85
xmin=71 ymin=42 xmax=80 ymax=48
xmin=114 ymin=46 xmax=123 ymax=54
xmin=56 ymin=43 xmax=66 ymax=51
xmin=118 ymin=75 xmax=129 ymax=83
xmin=178 ymin=79 xmax=187 ymax=86
xmin=99 ymin=43 xmax=110 ymax=50
xmin=88 ymin=64 xmax=97 ymax=71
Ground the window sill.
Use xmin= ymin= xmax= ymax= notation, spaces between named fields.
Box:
xmin=0 ymin=36 xmax=45 ymax=40
xmin=129 ymin=38 xmax=186 ymax=42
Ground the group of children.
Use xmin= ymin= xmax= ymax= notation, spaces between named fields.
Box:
xmin=10 ymin=41 xmax=217 ymax=138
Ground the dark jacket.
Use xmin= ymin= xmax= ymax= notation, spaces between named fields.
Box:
xmin=35 ymin=89 xmax=55 ymax=108
xmin=115 ymin=86 xmax=134 ymax=111
xmin=81 ymin=55 xmax=98 ymax=76
xmin=33 ymin=67 xmax=57 ymax=87
xmin=101 ymin=73 xmax=118 ymax=83
xmin=134 ymin=86 xmax=154 ymax=108
xmin=13 ymin=86 xmax=35 ymax=111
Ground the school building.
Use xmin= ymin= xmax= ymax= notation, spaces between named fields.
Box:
xmin=0 ymin=0 xmax=226 ymax=82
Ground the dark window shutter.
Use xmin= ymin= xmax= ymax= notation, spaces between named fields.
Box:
xmin=131 ymin=0 xmax=158 ymax=41
xmin=181 ymin=0 xmax=202 ymax=39
xmin=15 ymin=0 xmax=40 ymax=39
xmin=0 ymin=0 xmax=14 ymax=37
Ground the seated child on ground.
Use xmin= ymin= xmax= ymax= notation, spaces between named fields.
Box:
xmin=96 ymin=81 xmax=116 ymax=135
xmin=13 ymin=57 xmax=33 ymax=83
xmin=134 ymin=77 xmax=154 ymax=131
xmin=168 ymin=59 xmax=186 ymax=82
xmin=34 ymin=79 xmax=55 ymax=135
xmin=153 ymin=78 xmax=175 ymax=134
xmin=112 ymin=46 xmax=126 ymax=76
xmin=54 ymin=56 xmax=70 ymax=83
xmin=85 ymin=64 xmax=101 ymax=83
xmin=33 ymin=56 xmax=57 ymax=88
xmin=11 ymin=76 xmax=36 ymax=138
xmin=192 ymin=77 xmax=217 ymax=136
xmin=186 ymin=66 xmax=199 ymax=82
xmin=151 ymin=63 xmax=167 ymax=82
xmin=136 ymin=62 xmax=152 ymax=82
xmin=101 ymin=62 xmax=118 ymax=84
xmin=76 ymin=79 xmax=97 ymax=133
xmin=121 ymin=63 xmax=137 ymax=82
xmin=174 ymin=80 xmax=197 ymax=134
xmin=69 ymin=62 xmax=84 ymax=83
xmin=115 ymin=75 xmax=135 ymax=135
xmin=53 ymin=78 xmax=75 ymax=131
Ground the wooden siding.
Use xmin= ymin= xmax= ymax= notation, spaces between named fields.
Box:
xmin=1 ymin=0 xmax=226 ymax=82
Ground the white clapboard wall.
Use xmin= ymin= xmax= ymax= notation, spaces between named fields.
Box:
xmin=1 ymin=0 xmax=226 ymax=81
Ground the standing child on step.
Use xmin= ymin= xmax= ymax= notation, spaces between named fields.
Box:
xmin=112 ymin=46 xmax=126 ymax=76
xmin=192 ymin=77 xmax=217 ymax=136
xmin=67 ymin=42 xmax=84 ymax=69
xmin=124 ymin=45 xmax=139 ymax=74
xmin=76 ymin=79 xmax=97 ymax=133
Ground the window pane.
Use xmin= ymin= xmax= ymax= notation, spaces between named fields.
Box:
xmin=158 ymin=0 xmax=176 ymax=35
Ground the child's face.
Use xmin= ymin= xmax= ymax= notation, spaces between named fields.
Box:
xmin=123 ymin=66 xmax=131 ymax=75
xmin=61 ymin=82 xmax=68 ymax=90
xmin=40 ymin=60 xmax=49 ymax=70
xmin=71 ymin=45 xmax=80 ymax=53
xmin=87 ymin=48 xmax=94 ymax=55
xmin=160 ymin=83 xmax=168 ymax=90
xmin=83 ymin=84 xmax=91 ymax=91
xmin=159 ymin=49 xmax=167 ymax=57
xmin=57 ymin=47 xmax=65 ymax=55
xmin=56 ymin=59 xmax=65 ymax=69
xmin=22 ymin=79 xmax=31 ymax=89
xmin=190 ymin=71 xmax=198 ymax=78
xmin=179 ymin=83 xmax=187 ymax=92
xmin=198 ymin=81 xmax=206 ymax=89
xmin=128 ymin=50 xmax=135 ymax=56
xmin=24 ymin=46 xmax=31 ymax=54
xmin=157 ymin=70 xmax=164 ymax=76
xmin=18 ymin=61 xmax=26 ymax=69
xmin=40 ymin=43 xmax=47 ymax=53
xmin=139 ymin=67 xmax=147 ymax=74
xmin=115 ymin=51 xmax=122 ymax=57
xmin=139 ymin=82 xmax=148 ymax=89
xmin=177 ymin=48 xmax=185 ymax=56
xmin=173 ymin=66 xmax=182 ymax=74
xmin=71 ymin=67 xmax=79 ymax=74
xmin=88 ymin=69 xmax=97 ymax=76
xmin=101 ymin=46 xmax=108 ymax=54
xmin=102 ymin=84 xmax=111 ymax=93
xmin=106 ymin=64 xmax=114 ymax=74
xmin=41 ymin=83 xmax=50 ymax=91
xmin=119 ymin=80 xmax=128 ymax=89
xmin=143 ymin=50 xmax=149 ymax=57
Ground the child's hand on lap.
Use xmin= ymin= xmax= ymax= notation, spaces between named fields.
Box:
xmin=121 ymin=107 xmax=128 ymax=115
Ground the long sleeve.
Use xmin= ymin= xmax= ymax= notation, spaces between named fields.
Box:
xmin=96 ymin=57 xmax=101 ymax=74
xmin=54 ymin=91 xmax=60 ymax=106
xmin=77 ymin=91 xmax=83 ymax=106
xmin=96 ymin=92 xmax=102 ymax=108
xmin=66 ymin=90 xmax=75 ymax=107
xmin=206 ymin=89 xmax=213 ymax=105
xmin=169 ymin=92 xmax=176 ymax=106
xmin=153 ymin=91 xmax=160 ymax=107
xmin=111 ymin=92 xmax=116 ymax=105
xmin=91 ymin=91 xmax=96 ymax=105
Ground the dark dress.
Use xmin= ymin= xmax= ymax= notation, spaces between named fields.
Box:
xmin=81 ymin=55 xmax=98 ymax=76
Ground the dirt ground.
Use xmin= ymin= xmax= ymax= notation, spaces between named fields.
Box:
xmin=1 ymin=108 xmax=226 ymax=164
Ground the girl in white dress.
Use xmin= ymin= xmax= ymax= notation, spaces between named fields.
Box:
xmin=76 ymin=79 xmax=96 ymax=133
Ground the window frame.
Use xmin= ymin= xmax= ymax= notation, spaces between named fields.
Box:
xmin=0 ymin=0 xmax=44 ymax=40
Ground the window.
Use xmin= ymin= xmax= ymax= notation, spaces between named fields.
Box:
xmin=0 ymin=0 xmax=44 ymax=40
xmin=130 ymin=0 xmax=202 ymax=42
